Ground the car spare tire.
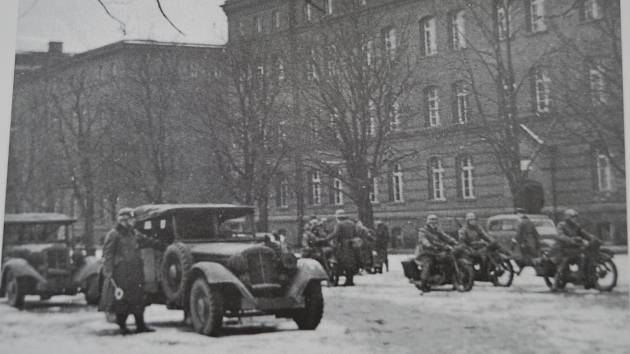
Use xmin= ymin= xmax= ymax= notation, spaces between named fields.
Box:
xmin=161 ymin=242 xmax=194 ymax=305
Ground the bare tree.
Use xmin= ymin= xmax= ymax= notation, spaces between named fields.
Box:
xmin=546 ymin=0 xmax=623 ymax=174
xmin=110 ymin=48 xmax=185 ymax=204
xmin=184 ymin=39 xmax=291 ymax=231
xmin=298 ymin=3 xmax=421 ymax=228
xmin=450 ymin=0 xmax=561 ymax=210
xmin=49 ymin=68 xmax=114 ymax=254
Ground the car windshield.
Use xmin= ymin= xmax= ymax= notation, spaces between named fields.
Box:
xmin=532 ymin=219 xmax=557 ymax=236
xmin=2 ymin=223 xmax=66 ymax=244
xmin=173 ymin=209 xmax=256 ymax=240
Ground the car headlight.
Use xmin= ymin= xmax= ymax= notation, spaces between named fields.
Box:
xmin=280 ymin=253 xmax=297 ymax=270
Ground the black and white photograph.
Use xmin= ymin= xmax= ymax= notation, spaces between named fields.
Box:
xmin=0 ymin=0 xmax=628 ymax=353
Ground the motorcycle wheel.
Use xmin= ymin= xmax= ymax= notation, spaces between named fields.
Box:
xmin=491 ymin=259 xmax=514 ymax=287
xmin=594 ymin=259 xmax=617 ymax=292
xmin=454 ymin=262 xmax=474 ymax=292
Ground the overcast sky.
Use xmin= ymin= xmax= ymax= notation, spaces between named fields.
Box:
xmin=16 ymin=0 xmax=227 ymax=53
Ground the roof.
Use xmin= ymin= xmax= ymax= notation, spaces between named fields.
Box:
xmin=3 ymin=213 xmax=76 ymax=225
xmin=133 ymin=203 xmax=255 ymax=222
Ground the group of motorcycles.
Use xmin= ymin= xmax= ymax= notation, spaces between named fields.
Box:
xmin=401 ymin=238 xmax=618 ymax=293
xmin=301 ymin=227 xmax=619 ymax=293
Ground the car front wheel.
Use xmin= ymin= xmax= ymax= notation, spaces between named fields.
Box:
xmin=189 ymin=278 xmax=224 ymax=336
xmin=6 ymin=271 xmax=25 ymax=309
xmin=293 ymin=281 xmax=324 ymax=330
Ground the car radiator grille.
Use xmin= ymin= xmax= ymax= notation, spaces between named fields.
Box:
xmin=46 ymin=249 xmax=69 ymax=269
xmin=247 ymin=251 xmax=278 ymax=285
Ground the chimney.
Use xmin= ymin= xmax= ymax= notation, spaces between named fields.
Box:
xmin=48 ymin=41 xmax=63 ymax=54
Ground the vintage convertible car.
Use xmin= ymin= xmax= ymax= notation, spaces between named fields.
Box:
xmin=0 ymin=213 xmax=101 ymax=308
xmin=104 ymin=203 xmax=328 ymax=336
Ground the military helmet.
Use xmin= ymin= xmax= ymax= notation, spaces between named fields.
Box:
xmin=564 ymin=209 xmax=579 ymax=218
xmin=465 ymin=212 xmax=477 ymax=221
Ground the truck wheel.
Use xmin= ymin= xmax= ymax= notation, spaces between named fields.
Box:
xmin=293 ymin=281 xmax=324 ymax=330
xmin=189 ymin=278 xmax=223 ymax=336
xmin=161 ymin=242 xmax=193 ymax=305
xmin=6 ymin=271 xmax=25 ymax=309
xmin=84 ymin=275 xmax=100 ymax=305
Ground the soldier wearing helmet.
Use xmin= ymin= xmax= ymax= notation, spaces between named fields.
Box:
xmin=551 ymin=209 xmax=598 ymax=290
xmin=415 ymin=214 xmax=458 ymax=291
xmin=458 ymin=212 xmax=494 ymax=248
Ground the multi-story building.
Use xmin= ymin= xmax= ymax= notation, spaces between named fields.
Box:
xmin=7 ymin=40 xmax=227 ymax=246
xmin=222 ymin=0 xmax=626 ymax=246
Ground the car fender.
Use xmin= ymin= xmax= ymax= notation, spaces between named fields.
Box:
xmin=285 ymin=258 xmax=328 ymax=300
xmin=188 ymin=261 xmax=255 ymax=302
xmin=72 ymin=256 xmax=102 ymax=287
xmin=0 ymin=258 xmax=47 ymax=295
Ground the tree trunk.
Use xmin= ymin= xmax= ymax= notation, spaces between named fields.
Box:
xmin=256 ymin=193 xmax=270 ymax=232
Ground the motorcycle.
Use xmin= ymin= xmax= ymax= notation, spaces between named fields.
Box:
xmin=401 ymin=245 xmax=475 ymax=292
xmin=303 ymin=239 xmax=340 ymax=286
xmin=533 ymin=239 xmax=618 ymax=292
xmin=470 ymin=241 xmax=515 ymax=287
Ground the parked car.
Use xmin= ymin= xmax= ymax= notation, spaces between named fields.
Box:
xmin=112 ymin=203 xmax=328 ymax=336
xmin=486 ymin=214 xmax=558 ymax=255
xmin=0 ymin=213 xmax=101 ymax=308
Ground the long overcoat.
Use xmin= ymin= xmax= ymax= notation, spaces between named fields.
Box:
xmin=98 ymin=224 xmax=157 ymax=315
xmin=328 ymin=219 xmax=358 ymax=275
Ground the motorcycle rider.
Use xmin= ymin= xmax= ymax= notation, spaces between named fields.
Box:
xmin=458 ymin=212 xmax=494 ymax=270
xmin=552 ymin=209 xmax=598 ymax=291
xmin=415 ymin=214 xmax=459 ymax=291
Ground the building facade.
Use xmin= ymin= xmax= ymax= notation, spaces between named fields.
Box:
xmin=222 ymin=0 xmax=626 ymax=246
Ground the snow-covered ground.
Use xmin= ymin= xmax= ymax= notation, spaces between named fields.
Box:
xmin=1 ymin=254 xmax=628 ymax=354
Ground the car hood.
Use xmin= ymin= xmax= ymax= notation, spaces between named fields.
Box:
xmin=188 ymin=242 xmax=266 ymax=258
xmin=5 ymin=243 xmax=65 ymax=254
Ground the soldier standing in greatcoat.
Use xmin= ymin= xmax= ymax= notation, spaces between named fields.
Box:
xmin=99 ymin=208 xmax=164 ymax=334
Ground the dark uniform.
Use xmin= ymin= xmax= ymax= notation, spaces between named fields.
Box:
xmin=415 ymin=224 xmax=458 ymax=288
xmin=374 ymin=223 xmax=390 ymax=272
xmin=552 ymin=219 xmax=597 ymax=289
xmin=458 ymin=224 xmax=494 ymax=267
xmin=515 ymin=215 xmax=541 ymax=268
xmin=99 ymin=223 xmax=164 ymax=333
xmin=327 ymin=218 xmax=358 ymax=285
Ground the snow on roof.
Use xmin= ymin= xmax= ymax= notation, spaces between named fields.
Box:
xmin=3 ymin=213 xmax=76 ymax=225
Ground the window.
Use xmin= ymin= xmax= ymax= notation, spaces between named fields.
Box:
xmin=369 ymin=170 xmax=378 ymax=203
xmin=272 ymin=10 xmax=281 ymax=29
xmin=389 ymin=98 xmax=401 ymax=131
xmin=532 ymin=68 xmax=551 ymax=113
xmin=589 ymin=62 xmax=607 ymax=106
xmin=581 ymin=0 xmax=603 ymax=21
xmin=368 ymin=99 xmax=377 ymax=136
xmin=496 ymin=3 xmax=509 ymax=40
xmin=392 ymin=164 xmax=404 ymax=202
xmin=449 ymin=10 xmax=466 ymax=50
xmin=304 ymin=2 xmax=313 ymax=22
xmin=310 ymin=170 xmax=322 ymax=205
xmin=325 ymin=0 xmax=334 ymax=15
xmin=527 ymin=0 xmax=546 ymax=32
xmin=429 ymin=157 xmax=446 ymax=201
xmin=333 ymin=178 xmax=343 ymax=205
xmin=420 ymin=17 xmax=437 ymax=56
xmin=366 ymin=39 xmax=374 ymax=66
xmin=453 ymin=81 xmax=470 ymax=123
xmin=596 ymin=152 xmax=612 ymax=191
xmin=238 ymin=20 xmax=245 ymax=37
xmin=254 ymin=16 xmax=262 ymax=33
xmin=276 ymin=180 xmax=289 ymax=208
xmin=425 ymin=87 xmax=440 ymax=127
xmin=460 ymin=156 xmax=475 ymax=199
xmin=382 ymin=27 xmax=397 ymax=59
xmin=277 ymin=59 xmax=285 ymax=82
